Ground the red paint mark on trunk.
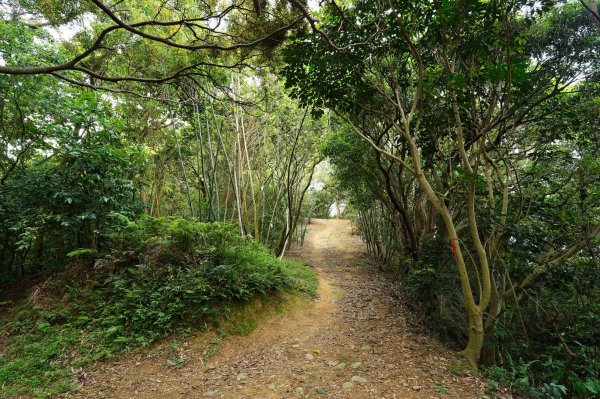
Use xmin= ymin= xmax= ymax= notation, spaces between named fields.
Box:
xmin=450 ymin=237 xmax=459 ymax=257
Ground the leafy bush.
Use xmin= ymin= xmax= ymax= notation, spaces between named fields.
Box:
xmin=405 ymin=235 xmax=467 ymax=346
xmin=0 ymin=216 xmax=316 ymax=398
xmin=486 ymin=259 xmax=600 ymax=399
xmin=405 ymin=235 xmax=600 ymax=399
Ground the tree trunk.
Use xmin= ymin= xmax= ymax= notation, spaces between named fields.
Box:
xmin=462 ymin=308 xmax=485 ymax=368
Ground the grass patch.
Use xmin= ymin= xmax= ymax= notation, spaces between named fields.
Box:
xmin=225 ymin=287 xmax=315 ymax=338
xmin=0 ymin=216 xmax=317 ymax=398
xmin=228 ymin=316 xmax=259 ymax=336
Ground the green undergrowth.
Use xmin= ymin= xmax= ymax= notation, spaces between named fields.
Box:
xmin=226 ymin=289 xmax=310 ymax=337
xmin=0 ymin=216 xmax=317 ymax=398
xmin=190 ymin=289 xmax=313 ymax=365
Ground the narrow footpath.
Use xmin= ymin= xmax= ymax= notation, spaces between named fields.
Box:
xmin=76 ymin=219 xmax=489 ymax=399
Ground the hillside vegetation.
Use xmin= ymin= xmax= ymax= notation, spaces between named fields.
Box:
xmin=0 ymin=217 xmax=316 ymax=397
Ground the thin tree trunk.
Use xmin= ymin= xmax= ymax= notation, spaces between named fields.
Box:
xmin=171 ymin=106 xmax=195 ymax=218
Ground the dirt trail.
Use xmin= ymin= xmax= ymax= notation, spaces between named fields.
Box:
xmin=76 ymin=219 xmax=488 ymax=398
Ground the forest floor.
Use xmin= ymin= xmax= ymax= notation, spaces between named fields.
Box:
xmin=74 ymin=219 xmax=492 ymax=399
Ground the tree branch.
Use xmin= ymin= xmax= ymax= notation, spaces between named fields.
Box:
xmin=503 ymin=224 xmax=600 ymax=299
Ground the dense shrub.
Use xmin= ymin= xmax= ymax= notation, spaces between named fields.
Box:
xmin=490 ymin=259 xmax=600 ymax=398
xmin=0 ymin=216 xmax=316 ymax=398
xmin=405 ymin=236 xmax=600 ymax=399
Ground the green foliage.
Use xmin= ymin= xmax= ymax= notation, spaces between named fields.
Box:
xmin=306 ymin=186 xmax=337 ymax=218
xmin=485 ymin=258 xmax=600 ymax=399
xmin=0 ymin=84 xmax=145 ymax=279
xmin=485 ymin=359 xmax=599 ymax=399
xmin=0 ymin=216 xmax=316 ymax=398
xmin=66 ymin=248 xmax=99 ymax=258
xmin=406 ymin=235 xmax=467 ymax=343
xmin=0 ymin=307 xmax=83 ymax=397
